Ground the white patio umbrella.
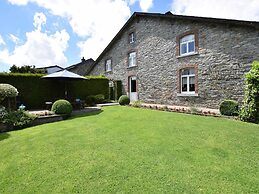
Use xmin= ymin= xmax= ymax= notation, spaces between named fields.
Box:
xmin=41 ymin=70 xmax=87 ymax=98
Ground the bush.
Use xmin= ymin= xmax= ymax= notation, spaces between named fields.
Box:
xmin=131 ymin=100 xmax=142 ymax=108
xmin=51 ymin=99 xmax=72 ymax=116
xmin=2 ymin=110 xmax=36 ymax=129
xmin=118 ymin=95 xmax=130 ymax=106
xmin=219 ymin=100 xmax=239 ymax=116
xmin=0 ymin=83 xmax=18 ymax=102
xmin=94 ymin=94 xmax=105 ymax=104
xmin=240 ymin=61 xmax=259 ymax=123
xmin=0 ymin=106 xmax=7 ymax=121
xmin=85 ymin=95 xmax=95 ymax=106
xmin=85 ymin=94 xmax=106 ymax=106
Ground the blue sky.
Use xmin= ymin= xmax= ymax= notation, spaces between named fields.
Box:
xmin=0 ymin=0 xmax=258 ymax=72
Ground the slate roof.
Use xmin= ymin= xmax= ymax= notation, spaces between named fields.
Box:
xmin=66 ymin=57 xmax=95 ymax=76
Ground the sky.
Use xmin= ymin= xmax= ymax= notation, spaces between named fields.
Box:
xmin=0 ymin=0 xmax=258 ymax=72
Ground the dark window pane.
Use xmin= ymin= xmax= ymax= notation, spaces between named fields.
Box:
xmin=182 ymin=69 xmax=189 ymax=75
xmin=182 ymin=77 xmax=187 ymax=92
xmin=131 ymin=80 xmax=136 ymax=92
xmin=189 ymin=84 xmax=195 ymax=91
xmin=189 ymin=76 xmax=195 ymax=92
xmin=188 ymin=41 xmax=195 ymax=52
xmin=181 ymin=44 xmax=187 ymax=54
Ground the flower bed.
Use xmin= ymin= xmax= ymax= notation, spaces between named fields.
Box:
xmin=128 ymin=102 xmax=238 ymax=119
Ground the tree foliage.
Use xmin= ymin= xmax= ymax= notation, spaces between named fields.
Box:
xmin=0 ymin=83 xmax=18 ymax=102
xmin=240 ymin=61 xmax=259 ymax=123
xmin=9 ymin=65 xmax=45 ymax=74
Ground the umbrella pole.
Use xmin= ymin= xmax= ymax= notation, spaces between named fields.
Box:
xmin=65 ymin=82 xmax=68 ymax=99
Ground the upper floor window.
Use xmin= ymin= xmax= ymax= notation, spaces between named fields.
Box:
xmin=128 ymin=51 xmax=136 ymax=67
xmin=180 ymin=34 xmax=195 ymax=56
xmin=105 ymin=59 xmax=112 ymax=72
xmin=129 ymin=32 xmax=135 ymax=44
xmin=181 ymin=68 xmax=195 ymax=94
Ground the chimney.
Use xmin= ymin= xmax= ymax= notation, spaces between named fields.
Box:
xmin=81 ymin=57 xmax=86 ymax=62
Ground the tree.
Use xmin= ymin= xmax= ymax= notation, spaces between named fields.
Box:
xmin=0 ymin=84 xmax=18 ymax=111
xmin=9 ymin=64 xmax=45 ymax=74
xmin=240 ymin=61 xmax=259 ymax=123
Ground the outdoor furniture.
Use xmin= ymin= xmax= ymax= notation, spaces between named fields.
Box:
xmin=72 ymin=99 xmax=85 ymax=110
xmin=45 ymin=101 xmax=52 ymax=110
xmin=41 ymin=70 xmax=87 ymax=98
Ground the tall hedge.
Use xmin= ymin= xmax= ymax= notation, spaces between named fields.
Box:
xmin=114 ymin=80 xmax=122 ymax=100
xmin=240 ymin=61 xmax=259 ymax=123
xmin=0 ymin=73 xmax=109 ymax=109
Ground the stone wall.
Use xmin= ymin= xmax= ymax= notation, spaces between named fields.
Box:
xmin=90 ymin=15 xmax=259 ymax=109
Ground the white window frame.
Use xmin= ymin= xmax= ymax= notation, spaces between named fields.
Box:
xmin=105 ymin=59 xmax=112 ymax=72
xmin=181 ymin=68 xmax=195 ymax=94
xmin=129 ymin=32 xmax=135 ymax=43
xmin=180 ymin=34 xmax=195 ymax=56
xmin=128 ymin=52 xmax=136 ymax=67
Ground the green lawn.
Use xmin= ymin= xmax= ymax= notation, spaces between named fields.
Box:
xmin=0 ymin=106 xmax=258 ymax=193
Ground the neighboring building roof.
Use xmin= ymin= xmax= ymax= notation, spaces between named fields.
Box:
xmin=36 ymin=65 xmax=64 ymax=74
xmin=66 ymin=57 xmax=95 ymax=76
xmin=89 ymin=11 xmax=259 ymax=73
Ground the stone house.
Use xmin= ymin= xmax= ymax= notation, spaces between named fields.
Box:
xmin=88 ymin=12 xmax=259 ymax=109
xmin=66 ymin=57 xmax=95 ymax=76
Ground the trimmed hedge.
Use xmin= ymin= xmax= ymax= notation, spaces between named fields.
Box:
xmin=114 ymin=80 xmax=122 ymax=100
xmin=0 ymin=83 xmax=18 ymax=102
xmin=0 ymin=73 xmax=109 ymax=109
xmin=51 ymin=99 xmax=72 ymax=115
xmin=220 ymin=100 xmax=239 ymax=116
xmin=118 ymin=95 xmax=130 ymax=105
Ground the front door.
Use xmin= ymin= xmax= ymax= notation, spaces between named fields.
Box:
xmin=129 ymin=76 xmax=138 ymax=101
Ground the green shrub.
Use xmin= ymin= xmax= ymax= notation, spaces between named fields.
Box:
xmin=51 ymin=99 xmax=72 ymax=116
xmin=118 ymin=95 xmax=130 ymax=106
xmin=0 ymin=83 xmax=18 ymax=102
xmin=2 ymin=110 xmax=36 ymax=129
xmin=131 ymin=100 xmax=142 ymax=108
xmin=94 ymin=94 xmax=105 ymax=104
xmin=85 ymin=95 xmax=95 ymax=106
xmin=85 ymin=94 xmax=106 ymax=105
xmin=240 ymin=61 xmax=259 ymax=123
xmin=219 ymin=100 xmax=239 ymax=116
xmin=0 ymin=106 xmax=7 ymax=121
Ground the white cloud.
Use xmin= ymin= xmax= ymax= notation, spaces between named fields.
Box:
xmin=129 ymin=0 xmax=153 ymax=12
xmin=171 ymin=0 xmax=259 ymax=21
xmin=139 ymin=0 xmax=153 ymax=12
xmin=7 ymin=0 xmax=132 ymax=60
xmin=33 ymin=12 xmax=46 ymax=31
xmin=0 ymin=12 xmax=70 ymax=68
xmin=9 ymin=34 xmax=19 ymax=44
xmin=0 ymin=35 xmax=5 ymax=45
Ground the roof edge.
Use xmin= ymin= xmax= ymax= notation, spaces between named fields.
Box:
xmin=88 ymin=11 xmax=259 ymax=74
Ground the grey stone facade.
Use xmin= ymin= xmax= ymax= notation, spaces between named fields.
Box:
xmin=89 ymin=12 xmax=259 ymax=109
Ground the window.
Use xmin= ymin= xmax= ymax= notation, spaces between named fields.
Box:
xmin=129 ymin=32 xmax=135 ymax=43
xmin=105 ymin=59 xmax=112 ymax=72
xmin=128 ymin=52 xmax=136 ymax=67
xmin=181 ymin=68 xmax=195 ymax=93
xmin=180 ymin=34 xmax=195 ymax=56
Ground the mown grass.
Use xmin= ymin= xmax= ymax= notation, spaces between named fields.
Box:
xmin=0 ymin=106 xmax=258 ymax=193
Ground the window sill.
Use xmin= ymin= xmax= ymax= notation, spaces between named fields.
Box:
xmin=127 ymin=65 xmax=138 ymax=69
xmin=105 ymin=71 xmax=112 ymax=73
xmin=177 ymin=52 xmax=199 ymax=59
xmin=177 ymin=93 xmax=198 ymax=97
